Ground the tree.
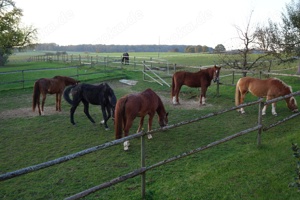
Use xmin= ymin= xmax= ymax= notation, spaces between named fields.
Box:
xmin=214 ymin=44 xmax=226 ymax=53
xmin=218 ymin=11 xmax=273 ymax=76
xmin=255 ymin=0 xmax=300 ymax=64
xmin=0 ymin=0 xmax=37 ymax=66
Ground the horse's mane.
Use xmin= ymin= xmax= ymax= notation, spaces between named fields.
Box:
xmin=272 ymin=78 xmax=292 ymax=92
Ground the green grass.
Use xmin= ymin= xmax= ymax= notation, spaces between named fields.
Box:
xmin=1 ymin=53 xmax=300 ymax=199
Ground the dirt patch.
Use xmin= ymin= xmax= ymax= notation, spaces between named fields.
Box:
xmin=0 ymin=106 xmax=67 ymax=120
xmin=0 ymin=80 xmax=210 ymax=120
xmin=159 ymin=95 xmax=212 ymax=110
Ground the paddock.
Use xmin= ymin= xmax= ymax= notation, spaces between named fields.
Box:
xmin=1 ymin=76 xmax=300 ymax=199
xmin=1 ymin=57 xmax=300 ymax=199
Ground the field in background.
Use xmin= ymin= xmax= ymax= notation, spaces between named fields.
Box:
xmin=1 ymin=52 xmax=300 ymax=199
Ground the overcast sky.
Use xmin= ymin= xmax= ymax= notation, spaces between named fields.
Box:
xmin=15 ymin=0 xmax=290 ymax=49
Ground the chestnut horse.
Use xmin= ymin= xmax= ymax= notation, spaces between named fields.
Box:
xmin=114 ymin=88 xmax=168 ymax=150
xmin=171 ymin=65 xmax=221 ymax=105
xmin=63 ymin=83 xmax=117 ymax=130
xmin=235 ymin=77 xmax=298 ymax=115
xmin=33 ymin=76 xmax=79 ymax=115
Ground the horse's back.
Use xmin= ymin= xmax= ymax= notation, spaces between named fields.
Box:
xmin=125 ymin=89 xmax=160 ymax=116
xmin=173 ymin=71 xmax=203 ymax=87
xmin=238 ymin=77 xmax=289 ymax=97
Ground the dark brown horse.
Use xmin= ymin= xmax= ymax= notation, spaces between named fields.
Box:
xmin=171 ymin=65 xmax=221 ymax=105
xmin=235 ymin=77 xmax=298 ymax=115
xmin=114 ymin=88 xmax=168 ymax=150
xmin=32 ymin=76 xmax=79 ymax=115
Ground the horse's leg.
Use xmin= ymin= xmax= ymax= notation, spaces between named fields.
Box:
xmin=56 ymin=93 xmax=62 ymax=111
xmin=239 ymin=92 xmax=246 ymax=114
xmin=36 ymin=93 xmax=41 ymax=116
xmin=41 ymin=93 xmax=46 ymax=115
xmin=100 ymin=105 xmax=110 ymax=130
xmin=200 ymin=86 xmax=207 ymax=106
xmin=147 ymin=114 xmax=155 ymax=139
xmin=123 ymin=118 xmax=134 ymax=151
xmin=137 ymin=116 xmax=144 ymax=133
xmin=83 ymin=101 xmax=96 ymax=124
xmin=262 ymin=105 xmax=267 ymax=115
xmin=271 ymin=103 xmax=277 ymax=116
xmin=55 ymin=94 xmax=59 ymax=111
xmin=70 ymin=104 xmax=78 ymax=125
xmin=173 ymin=84 xmax=182 ymax=104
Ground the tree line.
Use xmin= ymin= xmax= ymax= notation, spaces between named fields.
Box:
xmin=32 ymin=43 xmax=215 ymax=54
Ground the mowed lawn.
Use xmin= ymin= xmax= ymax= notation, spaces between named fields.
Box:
xmin=1 ymin=53 xmax=300 ymax=199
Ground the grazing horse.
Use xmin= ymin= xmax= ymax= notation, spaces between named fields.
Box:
xmin=235 ymin=77 xmax=298 ymax=115
xmin=63 ymin=83 xmax=117 ymax=130
xmin=171 ymin=65 xmax=221 ymax=105
xmin=32 ymin=76 xmax=79 ymax=115
xmin=114 ymin=88 xmax=168 ymax=150
xmin=121 ymin=52 xmax=129 ymax=65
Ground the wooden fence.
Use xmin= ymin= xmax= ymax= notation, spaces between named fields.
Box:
xmin=1 ymin=91 xmax=300 ymax=199
xmin=0 ymin=56 xmax=172 ymax=90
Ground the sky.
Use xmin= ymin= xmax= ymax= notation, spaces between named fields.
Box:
xmin=14 ymin=0 xmax=291 ymax=50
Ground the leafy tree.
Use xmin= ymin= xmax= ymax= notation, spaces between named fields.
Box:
xmin=195 ymin=45 xmax=202 ymax=53
xmin=214 ymin=44 xmax=226 ymax=53
xmin=0 ymin=0 xmax=37 ymax=66
xmin=202 ymin=45 xmax=209 ymax=53
xmin=255 ymin=0 xmax=300 ymax=63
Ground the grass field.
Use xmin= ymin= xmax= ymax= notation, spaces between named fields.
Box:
xmin=1 ymin=52 xmax=300 ymax=199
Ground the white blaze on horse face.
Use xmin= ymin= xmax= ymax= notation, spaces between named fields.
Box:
xmin=172 ymin=96 xmax=178 ymax=104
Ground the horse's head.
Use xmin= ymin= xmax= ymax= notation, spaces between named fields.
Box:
xmin=287 ymin=96 xmax=298 ymax=113
xmin=213 ymin=65 xmax=221 ymax=82
xmin=158 ymin=112 xmax=168 ymax=128
xmin=57 ymin=76 xmax=79 ymax=86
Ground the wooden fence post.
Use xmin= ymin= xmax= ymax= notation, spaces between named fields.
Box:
xmin=134 ymin=56 xmax=136 ymax=70
xmin=22 ymin=70 xmax=24 ymax=89
xmin=143 ymin=61 xmax=146 ymax=81
xmin=257 ymin=100 xmax=263 ymax=146
xmin=216 ymin=79 xmax=220 ymax=96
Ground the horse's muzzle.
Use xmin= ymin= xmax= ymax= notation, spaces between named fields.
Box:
xmin=213 ymin=78 xmax=219 ymax=83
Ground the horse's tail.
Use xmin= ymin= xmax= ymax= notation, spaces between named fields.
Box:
xmin=63 ymin=85 xmax=76 ymax=105
xmin=235 ymin=78 xmax=241 ymax=106
xmin=32 ymin=81 xmax=40 ymax=112
xmin=115 ymin=97 xmax=127 ymax=139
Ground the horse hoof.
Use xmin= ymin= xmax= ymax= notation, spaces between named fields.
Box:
xmin=105 ymin=128 xmax=110 ymax=131
xmin=147 ymin=134 xmax=153 ymax=139
xmin=123 ymin=141 xmax=130 ymax=151
xmin=100 ymin=120 xmax=105 ymax=124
